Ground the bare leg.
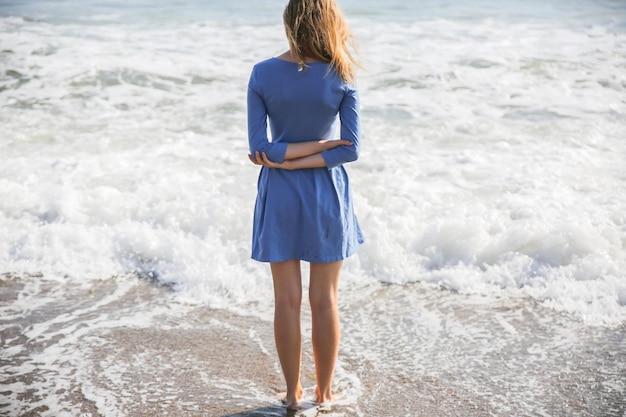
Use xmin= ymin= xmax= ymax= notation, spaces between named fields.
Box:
xmin=270 ymin=260 xmax=304 ymax=408
xmin=309 ymin=260 xmax=342 ymax=404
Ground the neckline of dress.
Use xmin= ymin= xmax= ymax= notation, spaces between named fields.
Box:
xmin=272 ymin=57 xmax=326 ymax=65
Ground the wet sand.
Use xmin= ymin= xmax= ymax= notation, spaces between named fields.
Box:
xmin=1 ymin=274 xmax=625 ymax=417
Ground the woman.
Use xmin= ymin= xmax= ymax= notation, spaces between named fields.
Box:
xmin=247 ymin=0 xmax=363 ymax=409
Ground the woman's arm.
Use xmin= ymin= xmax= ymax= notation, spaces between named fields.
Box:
xmin=319 ymin=86 xmax=361 ymax=168
xmin=248 ymin=82 xmax=288 ymax=163
xmin=284 ymin=139 xmax=352 ymax=160
xmin=249 ymin=151 xmax=328 ymax=170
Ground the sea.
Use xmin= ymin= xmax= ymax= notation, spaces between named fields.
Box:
xmin=1 ymin=0 xmax=625 ymax=416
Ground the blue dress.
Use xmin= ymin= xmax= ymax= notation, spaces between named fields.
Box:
xmin=247 ymin=57 xmax=364 ymax=263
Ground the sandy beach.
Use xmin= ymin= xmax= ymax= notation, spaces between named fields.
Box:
xmin=2 ymin=273 xmax=624 ymax=417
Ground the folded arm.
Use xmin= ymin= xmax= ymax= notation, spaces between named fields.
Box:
xmin=248 ymin=151 xmax=328 ymax=170
xmin=319 ymin=86 xmax=361 ymax=169
xmin=283 ymin=140 xmax=353 ymax=160
xmin=247 ymin=84 xmax=289 ymax=163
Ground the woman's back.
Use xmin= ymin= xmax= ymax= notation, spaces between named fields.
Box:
xmin=248 ymin=57 xmax=360 ymax=168
xmin=250 ymin=58 xmax=344 ymax=143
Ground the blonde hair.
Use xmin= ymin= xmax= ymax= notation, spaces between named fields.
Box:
xmin=283 ymin=0 xmax=362 ymax=83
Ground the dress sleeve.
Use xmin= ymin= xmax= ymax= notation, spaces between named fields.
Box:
xmin=247 ymin=67 xmax=288 ymax=164
xmin=321 ymin=85 xmax=361 ymax=169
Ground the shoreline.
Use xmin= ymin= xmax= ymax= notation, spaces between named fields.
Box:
xmin=1 ymin=274 xmax=625 ymax=417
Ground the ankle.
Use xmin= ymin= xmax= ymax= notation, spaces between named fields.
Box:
xmin=287 ymin=385 xmax=303 ymax=401
xmin=315 ymin=388 xmax=333 ymax=404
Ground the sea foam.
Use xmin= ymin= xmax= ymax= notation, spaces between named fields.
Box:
xmin=1 ymin=1 xmax=625 ymax=327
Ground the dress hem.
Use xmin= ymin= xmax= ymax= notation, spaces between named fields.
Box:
xmin=251 ymin=243 xmax=363 ymax=264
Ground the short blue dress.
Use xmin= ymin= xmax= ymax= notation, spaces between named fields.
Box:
xmin=247 ymin=57 xmax=364 ymax=263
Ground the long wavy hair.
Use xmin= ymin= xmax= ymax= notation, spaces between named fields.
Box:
xmin=283 ymin=0 xmax=362 ymax=83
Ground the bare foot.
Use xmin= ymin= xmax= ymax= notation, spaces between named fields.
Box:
xmin=281 ymin=398 xmax=300 ymax=410
xmin=280 ymin=386 xmax=304 ymax=410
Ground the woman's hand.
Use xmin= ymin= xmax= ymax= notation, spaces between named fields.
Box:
xmin=248 ymin=151 xmax=289 ymax=169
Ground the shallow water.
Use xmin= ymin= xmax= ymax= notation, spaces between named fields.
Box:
xmin=1 ymin=273 xmax=624 ymax=416
xmin=1 ymin=0 xmax=626 ymax=415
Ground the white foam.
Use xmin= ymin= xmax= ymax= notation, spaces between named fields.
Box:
xmin=1 ymin=1 xmax=625 ymax=328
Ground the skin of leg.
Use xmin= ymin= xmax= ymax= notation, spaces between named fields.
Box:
xmin=309 ymin=260 xmax=343 ymax=404
xmin=270 ymin=260 xmax=304 ymax=407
